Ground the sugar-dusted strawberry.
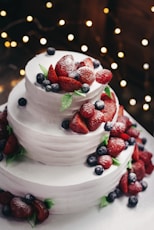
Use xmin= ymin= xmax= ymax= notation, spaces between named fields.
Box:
xmin=132 ymin=144 xmax=140 ymax=162
xmin=128 ymin=181 xmax=142 ymax=195
xmin=33 ymin=199 xmax=49 ymax=223
xmin=139 ymin=151 xmax=153 ymax=166
xmin=145 ymin=161 xmax=154 ymax=174
xmin=110 ymin=121 xmax=126 ymax=137
xmin=107 ymin=137 xmax=126 ymax=157
xmin=47 ymin=64 xmax=59 ymax=83
xmin=97 ymin=155 xmax=112 ymax=169
xmin=3 ymin=133 xmax=18 ymax=155
xmin=80 ymin=102 xmax=95 ymax=118
xmin=95 ymin=69 xmax=112 ymax=84
xmin=0 ymin=191 xmax=14 ymax=205
xmin=126 ymin=126 xmax=140 ymax=138
xmin=59 ymin=76 xmax=82 ymax=92
xmin=119 ymin=171 xmax=128 ymax=194
xmin=70 ymin=112 xmax=89 ymax=134
xmin=55 ymin=54 xmax=75 ymax=76
xmin=117 ymin=115 xmax=132 ymax=129
xmin=77 ymin=66 xmax=95 ymax=85
xmin=10 ymin=196 xmax=33 ymax=219
xmin=77 ymin=57 xmax=94 ymax=69
xmin=87 ymin=110 xmax=104 ymax=131
xmin=131 ymin=161 xmax=145 ymax=181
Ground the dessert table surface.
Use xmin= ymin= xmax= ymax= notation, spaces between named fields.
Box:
xmin=0 ymin=104 xmax=154 ymax=230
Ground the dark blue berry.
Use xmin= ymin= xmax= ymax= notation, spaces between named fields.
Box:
xmin=128 ymin=195 xmax=138 ymax=207
xmin=18 ymin=97 xmax=27 ymax=106
xmin=24 ymin=193 xmax=35 ymax=204
xmin=0 ymin=152 xmax=4 ymax=161
xmin=114 ymin=187 xmax=122 ymax=198
xmin=81 ymin=83 xmax=90 ymax=93
xmin=137 ymin=143 xmax=144 ymax=151
xmin=128 ymin=137 xmax=136 ymax=145
xmin=47 ymin=47 xmax=56 ymax=55
xmin=141 ymin=137 xmax=147 ymax=145
xmin=93 ymin=59 xmax=100 ymax=69
xmin=36 ymin=73 xmax=45 ymax=84
xmin=140 ymin=180 xmax=148 ymax=191
xmin=87 ymin=154 xmax=97 ymax=167
xmin=61 ymin=120 xmax=70 ymax=130
xmin=0 ymin=139 xmax=6 ymax=151
xmin=2 ymin=204 xmax=12 ymax=217
xmin=95 ymin=100 xmax=105 ymax=110
xmin=94 ymin=165 xmax=104 ymax=175
xmin=104 ymin=122 xmax=113 ymax=131
xmin=128 ymin=172 xmax=137 ymax=184
xmin=45 ymin=84 xmax=52 ymax=92
xmin=69 ymin=71 xmax=80 ymax=80
xmin=51 ymin=83 xmax=60 ymax=92
xmin=106 ymin=191 xmax=117 ymax=202
xmin=42 ymin=79 xmax=51 ymax=87
xmin=96 ymin=145 xmax=107 ymax=156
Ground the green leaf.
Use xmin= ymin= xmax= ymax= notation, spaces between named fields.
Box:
xmin=39 ymin=64 xmax=48 ymax=77
xmin=100 ymin=134 xmax=109 ymax=146
xmin=104 ymin=86 xmax=111 ymax=98
xmin=61 ymin=93 xmax=73 ymax=111
xmin=112 ymin=157 xmax=121 ymax=166
xmin=73 ymin=90 xmax=86 ymax=97
xmin=28 ymin=212 xmax=37 ymax=228
xmin=127 ymin=160 xmax=132 ymax=169
xmin=6 ymin=146 xmax=26 ymax=164
xmin=99 ymin=196 xmax=109 ymax=208
xmin=6 ymin=125 xmax=13 ymax=135
xmin=44 ymin=198 xmax=55 ymax=209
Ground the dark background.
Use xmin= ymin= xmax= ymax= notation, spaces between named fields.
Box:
xmin=0 ymin=0 xmax=154 ymax=135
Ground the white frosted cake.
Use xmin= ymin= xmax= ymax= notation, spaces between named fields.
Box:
xmin=0 ymin=49 xmax=153 ymax=226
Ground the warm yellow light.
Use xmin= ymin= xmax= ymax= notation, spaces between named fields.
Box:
xmin=11 ymin=41 xmax=17 ymax=47
xmin=59 ymin=19 xmax=65 ymax=26
xmin=143 ymin=103 xmax=149 ymax=111
xmin=0 ymin=85 xmax=4 ymax=93
xmin=10 ymin=80 xmax=20 ymax=87
xmin=114 ymin=28 xmax=121 ymax=34
xmin=4 ymin=41 xmax=11 ymax=48
xmin=100 ymin=46 xmax=108 ymax=53
xmin=141 ymin=39 xmax=149 ymax=46
xmin=20 ymin=69 xmax=25 ymax=76
xmin=40 ymin=38 xmax=47 ymax=45
xmin=85 ymin=20 xmax=93 ymax=27
xmin=81 ymin=45 xmax=88 ymax=52
xmin=1 ymin=32 xmax=7 ymax=38
xmin=0 ymin=10 xmax=7 ymax=17
xmin=143 ymin=63 xmax=149 ymax=70
xmin=103 ymin=8 xmax=109 ymax=14
xmin=129 ymin=98 xmax=136 ymax=106
xmin=111 ymin=62 xmax=118 ymax=70
xmin=120 ymin=80 xmax=127 ymax=87
xmin=67 ymin=34 xmax=74 ymax=41
xmin=151 ymin=6 xmax=154 ymax=12
xmin=26 ymin=15 xmax=33 ymax=22
xmin=144 ymin=95 xmax=151 ymax=103
xmin=22 ymin=35 xmax=29 ymax=43
xmin=118 ymin=51 xmax=125 ymax=58
xmin=46 ymin=1 xmax=53 ymax=8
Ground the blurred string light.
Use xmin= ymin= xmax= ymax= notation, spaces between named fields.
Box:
xmin=20 ymin=69 xmax=25 ymax=76
xmin=45 ymin=1 xmax=53 ymax=8
xmin=144 ymin=95 xmax=151 ymax=103
xmin=26 ymin=16 xmax=33 ymax=22
xmin=117 ymin=51 xmax=124 ymax=58
xmin=143 ymin=103 xmax=150 ymax=111
xmin=40 ymin=37 xmax=47 ymax=45
xmin=0 ymin=10 xmax=7 ymax=17
xmin=67 ymin=34 xmax=74 ymax=41
xmin=103 ymin=7 xmax=110 ymax=14
xmin=85 ymin=20 xmax=93 ymax=27
xmin=120 ymin=80 xmax=127 ymax=87
xmin=1 ymin=32 xmax=8 ymax=38
xmin=81 ymin=45 xmax=88 ymax=52
xmin=141 ymin=38 xmax=149 ymax=46
xmin=129 ymin=98 xmax=136 ymax=106
xmin=151 ymin=6 xmax=154 ymax=12
xmin=100 ymin=46 xmax=108 ymax=54
xmin=111 ymin=62 xmax=118 ymax=70
xmin=58 ymin=19 xmax=65 ymax=26
xmin=22 ymin=35 xmax=29 ymax=43
xmin=114 ymin=27 xmax=121 ymax=34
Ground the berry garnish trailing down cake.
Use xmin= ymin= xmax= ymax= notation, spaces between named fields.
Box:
xmin=0 ymin=48 xmax=153 ymax=226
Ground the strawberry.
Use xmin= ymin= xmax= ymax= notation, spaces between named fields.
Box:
xmin=132 ymin=144 xmax=140 ymax=162
xmin=100 ymin=93 xmax=116 ymax=122
xmin=119 ymin=171 xmax=128 ymax=194
xmin=128 ymin=181 xmax=142 ymax=195
xmin=10 ymin=197 xmax=33 ymax=219
xmin=33 ymin=199 xmax=49 ymax=223
xmin=80 ymin=102 xmax=95 ymax=118
xmin=95 ymin=69 xmax=112 ymax=84
xmin=118 ymin=105 xmax=124 ymax=117
xmin=117 ymin=115 xmax=132 ymax=129
xmin=97 ymin=155 xmax=112 ymax=169
xmin=110 ymin=121 xmax=126 ymax=137
xmin=145 ymin=161 xmax=154 ymax=174
xmin=3 ymin=133 xmax=18 ymax=155
xmin=139 ymin=151 xmax=152 ymax=166
xmin=107 ymin=137 xmax=126 ymax=157
xmin=126 ymin=127 xmax=140 ymax=138
xmin=0 ymin=191 xmax=14 ymax=205
xmin=47 ymin=64 xmax=59 ymax=83
xmin=119 ymin=132 xmax=130 ymax=141
xmin=77 ymin=57 xmax=94 ymax=69
xmin=87 ymin=110 xmax=104 ymax=131
xmin=131 ymin=161 xmax=145 ymax=181
xmin=55 ymin=54 xmax=75 ymax=76
xmin=77 ymin=66 xmax=95 ymax=85
xmin=0 ymin=107 xmax=8 ymax=125
xmin=59 ymin=76 xmax=82 ymax=92
xmin=69 ymin=112 xmax=89 ymax=134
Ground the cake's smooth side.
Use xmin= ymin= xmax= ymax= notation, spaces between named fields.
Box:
xmin=0 ymin=145 xmax=134 ymax=214
xmin=7 ymin=51 xmax=119 ymax=166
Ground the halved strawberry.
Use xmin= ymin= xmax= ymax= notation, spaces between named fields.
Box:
xmin=128 ymin=181 xmax=142 ymax=195
xmin=96 ymin=69 xmax=112 ymax=84
xmin=47 ymin=64 xmax=59 ymax=83
xmin=77 ymin=66 xmax=95 ymax=85
xmin=132 ymin=144 xmax=140 ymax=162
xmin=119 ymin=171 xmax=128 ymax=194
xmin=69 ymin=112 xmax=89 ymax=134
xmin=77 ymin=57 xmax=94 ymax=69
xmin=131 ymin=161 xmax=145 ymax=181
xmin=33 ymin=199 xmax=49 ymax=223
xmin=107 ymin=137 xmax=126 ymax=157
xmin=3 ymin=133 xmax=18 ymax=155
xmin=80 ymin=102 xmax=95 ymax=118
xmin=87 ymin=110 xmax=104 ymax=131
xmin=59 ymin=76 xmax=82 ymax=92
xmin=55 ymin=55 xmax=75 ymax=76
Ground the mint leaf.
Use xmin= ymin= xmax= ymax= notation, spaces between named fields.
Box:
xmin=28 ymin=212 xmax=37 ymax=228
xmin=127 ymin=160 xmax=132 ymax=169
xmin=99 ymin=196 xmax=109 ymax=208
xmin=100 ymin=134 xmax=109 ymax=146
xmin=61 ymin=93 xmax=73 ymax=111
xmin=44 ymin=198 xmax=55 ymax=209
xmin=112 ymin=157 xmax=121 ymax=166
xmin=6 ymin=125 xmax=13 ymax=135
xmin=6 ymin=146 xmax=26 ymax=164
xmin=39 ymin=64 xmax=48 ymax=77
xmin=73 ymin=90 xmax=86 ymax=97
xmin=104 ymin=86 xmax=111 ymax=98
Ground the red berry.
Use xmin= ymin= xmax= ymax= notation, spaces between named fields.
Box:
xmin=110 ymin=121 xmax=126 ymax=137
xmin=69 ymin=112 xmax=89 ymax=134
xmin=80 ymin=102 xmax=95 ymax=118
xmin=96 ymin=69 xmax=112 ymax=84
xmin=3 ymin=133 xmax=18 ymax=155
xmin=128 ymin=181 xmax=142 ymax=195
xmin=97 ymin=155 xmax=112 ymax=169
xmin=87 ymin=110 xmax=104 ymax=131
xmin=126 ymin=127 xmax=140 ymax=138
xmin=47 ymin=64 xmax=59 ymax=83
xmin=77 ymin=57 xmax=94 ymax=69
xmin=0 ymin=191 xmax=14 ymax=205
xmin=132 ymin=144 xmax=140 ymax=162
xmin=119 ymin=172 xmax=128 ymax=194
xmin=33 ymin=199 xmax=49 ymax=223
xmin=77 ymin=66 xmax=95 ymax=85
xmin=59 ymin=76 xmax=82 ymax=92
xmin=55 ymin=54 xmax=75 ymax=76
xmin=107 ymin=137 xmax=126 ymax=157
xmin=131 ymin=161 xmax=145 ymax=181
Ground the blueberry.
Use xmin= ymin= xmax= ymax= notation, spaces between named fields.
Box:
xmin=0 ymin=152 xmax=4 ymax=161
xmin=128 ymin=137 xmax=136 ymax=145
xmin=114 ymin=187 xmax=122 ymax=198
xmin=69 ymin=71 xmax=80 ymax=80
xmin=18 ymin=97 xmax=27 ymax=106
xmin=45 ymin=84 xmax=52 ymax=92
xmin=141 ymin=137 xmax=147 ymax=145
xmin=81 ymin=83 xmax=90 ymax=93
xmin=93 ymin=59 xmax=100 ymax=69
xmin=140 ymin=180 xmax=148 ymax=191
xmin=95 ymin=100 xmax=105 ymax=110
xmin=128 ymin=195 xmax=138 ymax=207
xmin=51 ymin=83 xmax=60 ymax=92
xmin=47 ymin=47 xmax=56 ymax=55
xmin=96 ymin=145 xmax=107 ymax=156
xmin=128 ymin=172 xmax=137 ymax=184
xmin=42 ymin=79 xmax=51 ymax=87
xmin=61 ymin=120 xmax=70 ymax=130
xmin=94 ymin=165 xmax=104 ymax=175
xmin=106 ymin=191 xmax=117 ymax=202
xmin=36 ymin=73 xmax=45 ymax=84
xmin=2 ymin=204 xmax=12 ymax=217
xmin=137 ymin=143 xmax=144 ymax=151
xmin=0 ymin=139 xmax=6 ymax=151
xmin=24 ymin=193 xmax=35 ymax=204
xmin=104 ymin=122 xmax=113 ymax=131
xmin=87 ymin=154 xmax=97 ymax=167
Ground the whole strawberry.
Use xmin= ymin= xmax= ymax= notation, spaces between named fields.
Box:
xmin=110 ymin=121 xmax=126 ymax=137
xmin=128 ymin=181 xmax=142 ymax=195
xmin=33 ymin=199 xmax=49 ymax=223
xmin=80 ymin=102 xmax=95 ymax=118
xmin=77 ymin=66 xmax=95 ymax=85
xmin=87 ymin=110 xmax=104 ymax=131
xmin=96 ymin=69 xmax=112 ymax=84
xmin=97 ymin=155 xmax=112 ymax=169
xmin=107 ymin=137 xmax=126 ymax=157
